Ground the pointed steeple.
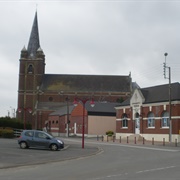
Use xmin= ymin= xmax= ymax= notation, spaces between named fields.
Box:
xmin=27 ymin=11 xmax=40 ymax=58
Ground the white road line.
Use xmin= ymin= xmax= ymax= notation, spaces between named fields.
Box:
xmin=91 ymin=166 xmax=176 ymax=179
xmin=136 ymin=166 xmax=175 ymax=174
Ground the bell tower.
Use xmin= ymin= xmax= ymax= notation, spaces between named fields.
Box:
xmin=17 ymin=11 xmax=45 ymax=128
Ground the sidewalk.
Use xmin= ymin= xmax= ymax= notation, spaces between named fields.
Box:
xmin=82 ymin=136 xmax=180 ymax=149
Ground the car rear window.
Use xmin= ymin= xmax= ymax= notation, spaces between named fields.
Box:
xmin=25 ymin=131 xmax=34 ymax=137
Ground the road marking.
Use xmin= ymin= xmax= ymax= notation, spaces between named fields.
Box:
xmin=136 ymin=166 xmax=175 ymax=174
xmin=89 ymin=166 xmax=176 ymax=179
xmin=91 ymin=173 xmax=123 ymax=180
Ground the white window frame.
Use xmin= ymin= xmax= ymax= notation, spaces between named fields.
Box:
xmin=122 ymin=114 xmax=128 ymax=128
xmin=161 ymin=111 xmax=169 ymax=128
xmin=147 ymin=112 xmax=155 ymax=128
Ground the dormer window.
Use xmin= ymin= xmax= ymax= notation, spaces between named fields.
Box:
xmin=28 ymin=64 xmax=33 ymax=74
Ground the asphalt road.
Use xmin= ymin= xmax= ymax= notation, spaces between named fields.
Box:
xmin=0 ymin=138 xmax=100 ymax=169
xmin=0 ymin=138 xmax=180 ymax=180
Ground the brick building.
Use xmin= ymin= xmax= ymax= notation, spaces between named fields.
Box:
xmin=48 ymin=102 xmax=119 ymax=137
xmin=115 ymin=83 xmax=180 ymax=142
xmin=17 ymin=12 xmax=134 ymax=129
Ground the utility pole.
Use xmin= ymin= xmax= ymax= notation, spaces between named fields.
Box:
xmin=163 ymin=53 xmax=172 ymax=142
xmin=66 ymin=97 xmax=70 ymax=137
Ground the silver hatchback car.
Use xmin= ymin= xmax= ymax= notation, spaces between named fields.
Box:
xmin=18 ymin=130 xmax=64 ymax=151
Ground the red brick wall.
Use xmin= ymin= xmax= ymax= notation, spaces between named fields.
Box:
xmin=71 ymin=103 xmax=88 ymax=134
xmin=116 ymin=104 xmax=180 ymax=135
xmin=48 ymin=115 xmax=66 ymax=133
xmin=48 ymin=104 xmax=88 ymax=135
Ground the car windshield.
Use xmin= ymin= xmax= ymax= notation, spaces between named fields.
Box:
xmin=45 ymin=132 xmax=54 ymax=139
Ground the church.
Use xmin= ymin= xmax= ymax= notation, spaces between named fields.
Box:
xmin=17 ymin=12 xmax=134 ymax=129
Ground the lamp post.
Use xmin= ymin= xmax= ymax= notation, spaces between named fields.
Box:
xmin=18 ymin=107 xmax=32 ymax=129
xmin=73 ymin=98 xmax=95 ymax=149
xmin=66 ymin=96 xmax=70 ymax=137
xmin=163 ymin=52 xmax=172 ymax=142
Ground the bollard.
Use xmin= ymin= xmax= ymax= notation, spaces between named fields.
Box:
xmin=175 ymin=139 xmax=177 ymax=147
xmin=163 ymin=138 xmax=165 ymax=146
xmin=97 ymin=135 xmax=99 ymax=141
xmin=102 ymin=135 xmax=104 ymax=141
xmin=107 ymin=135 xmax=108 ymax=142
xmin=127 ymin=136 xmax=129 ymax=144
xmin=134 ymin=137 xmax=136 ymax=144
xmin=113 ymin=136 xmax=115 ymax=142
xmin=119 ymin=136 xmax=121 ymax=143
xmin=152 ymin=137 xmax=154 ymax=145
xmin=143 ymin=137 xmax=145 ymax=145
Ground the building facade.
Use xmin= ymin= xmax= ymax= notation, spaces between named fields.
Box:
xmin=115 ymin=83 xmax=180 ymax=142
xmin=48 ymin=102 xmax=118 ymax=137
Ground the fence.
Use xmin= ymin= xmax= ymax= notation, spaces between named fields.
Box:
xmin=13 ymin=129 xmax=23 ymax=137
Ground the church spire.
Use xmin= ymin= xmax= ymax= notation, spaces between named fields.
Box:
xmin=27 ymin=11 xmax=40 ymax=58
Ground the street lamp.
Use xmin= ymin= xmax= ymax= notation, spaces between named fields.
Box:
xmin=163 ymin=52 xmax=172 ymax=142
xmin=18 ymin=107 xmax=32 ymax=129
xmin=73 ymin=97 xmax=95 ymax=149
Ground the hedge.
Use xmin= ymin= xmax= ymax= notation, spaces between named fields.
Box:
xmin=0 ymin=129 xmax=14 ymax=138
xmin=0 ymin=117 xmax=31 ymax=129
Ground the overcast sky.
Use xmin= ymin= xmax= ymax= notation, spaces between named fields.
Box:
xmin=0 ymin=0 xmax=180 ymax=117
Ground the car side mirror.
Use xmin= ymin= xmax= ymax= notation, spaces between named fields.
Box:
xmin=46 ymin=136 xmax=51 ymax=140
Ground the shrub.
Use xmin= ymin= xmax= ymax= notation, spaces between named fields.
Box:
xmin=0 ymin=129 xmax=14 ymax=138
xmin=106 ymin=130 xmax=114 ymax=136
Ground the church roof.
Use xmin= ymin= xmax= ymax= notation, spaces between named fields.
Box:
xmin=40 ymin=74 xmax=131 ymax=93
xmin=27 ymin=11 xmax=40 ymax=58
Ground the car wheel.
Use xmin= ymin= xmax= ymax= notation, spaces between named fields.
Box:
xmin=50 ymin=144 xmax=58 ymax=151
xmin=20 ymin=142 xmax=27 ymax=149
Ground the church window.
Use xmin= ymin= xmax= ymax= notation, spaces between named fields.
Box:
xmin=27 ymin=64 xmax=33 ymax=73
xmin=147 ymin=112 xmax=155 ymax=128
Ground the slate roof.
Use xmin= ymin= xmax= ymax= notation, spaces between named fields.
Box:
xmin=118 ymin=82 xmax=180 ymax=106
xmin=49 ymin=105 xmax=75 ymax=116
xmin=49 ymin=102 xmax=120 ymax=116
xmin=27 ymin=11 xmax=40 ymax=58
xmin=85 ymin=101 xmax=120 ymax=113
xmin=40 ymin=74 xmax=131 ymax=92
xmin=142 ymin=82 xmax=180 ymax=104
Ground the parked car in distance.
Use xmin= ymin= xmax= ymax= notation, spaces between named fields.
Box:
xmin=18 ymin=130 xmax=64 ymax=151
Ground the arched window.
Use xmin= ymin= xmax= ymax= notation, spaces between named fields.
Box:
xmin=161 ymin=111 xmax=169 ymax=127
xmin=147 ymin=112 xmax=155 ymax=127
xmin=122 ymin=113 xmax=128 ymax=128
xmin=27 ymin=64 xmax=33 ymax=73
